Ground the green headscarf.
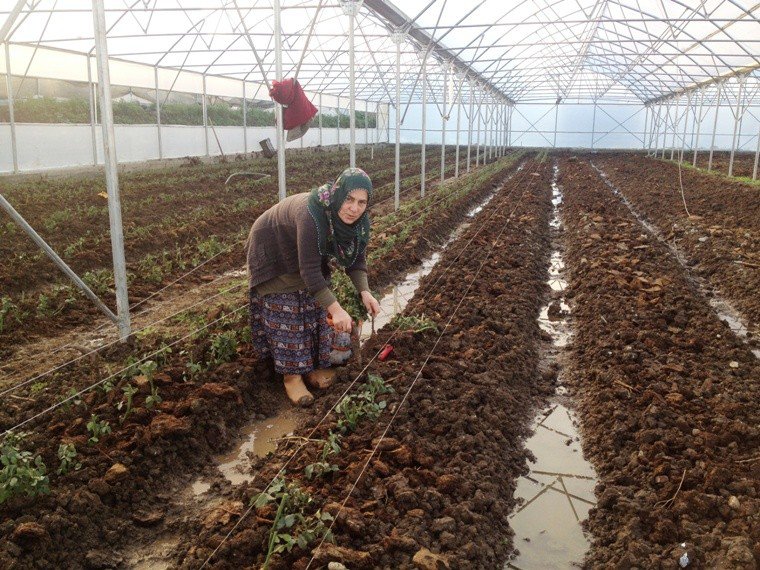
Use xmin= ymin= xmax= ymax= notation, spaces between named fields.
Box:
xmin=307 ymin=167 xmax=372 ymax=267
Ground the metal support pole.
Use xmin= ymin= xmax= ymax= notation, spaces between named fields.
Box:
xmin=476 ymin=90 xmax=482 ymax=167
xmin=664 ymin=100 xmax=671 ymax=159
xmin=421 ymin=55 xmax=427 ymax=197
xmin=318 ymin=93 xmax=323 ymax=146
xmin=729 ymin=75 xmax=746 ymax=177
xmin=87 ymin=55 xmax=98 ymax=166
xmin=693 ymin=87 xmax=705 ymax=166
xmin=708 ymin=82 xmax=723 ymax=171
xmin=508 ymin=104 xmax=512 ymax=147
xmin=373 ymin=101 xmax=379 ymax=160
xmin=346 ymin=1 xmax=356 ymax=168
xmin=393 ymin=31 xmax=402 ymax=211
xmin=642 ymin=104 xmax=649 ymax=151
xmin=466 ymin=81 xmax=473 ymax=173
xmin=680 ymin=92 xmax=691 ymax=164
xmin=336 ymin=103 xmax=340 ymax=148
xmin=155 ymin=66 xmax=163 ymax=160
xmin=591 ymin=101 xmax=597 ymax=149
xmin=670 ymin=97 xmax=679 ymax=160
xmin=242 ymin=82 xmax=248 ymax=154
xmin=202 ymin=75 xmax=209 ymax=157
xmin=0 ymin=194 xmax=118 ymax=324
xmin=455 ymin=80 xmax=461 ymax=177
xmin=4 ymin=42 xmax=18 ymax=173
xmin=441 ymin=63 xmax=448 ymax=184
xmin=92 ymin=0 xmax=131 ymax=339
xmin=753 ymin=123 xmax=759 ymax=181
xmin=553 ymin=102 xmax=559 ymax=148
xmin=274 ymin=0 xmax=286 ymax=201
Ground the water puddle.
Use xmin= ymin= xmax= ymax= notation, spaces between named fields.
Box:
xmin=210 ymin=410 xmax=298 ymax=486
xmin=124 ymin=535 xmax=180 ymax=570
xmin=507 ymin=162 xmax=597 ymax=570
xmin=591 ymin=162 xmax=759 ymax=360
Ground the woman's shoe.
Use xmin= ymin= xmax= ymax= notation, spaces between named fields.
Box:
xmin=283 ymin=374 xmax=314 ymax=407
xmin=305 ymin=368 xmax=336 ymax=389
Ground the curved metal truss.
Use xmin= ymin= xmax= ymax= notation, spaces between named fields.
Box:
xmin=1 ymin=0 xmax=758 ymax=106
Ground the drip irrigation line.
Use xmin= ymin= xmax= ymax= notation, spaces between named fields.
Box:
xmin=201 ymin=156 xmax=544 ymax=569
xmin=306 ymin=158 xmax=541 ymax=569
xmin=0 ymin=304 xmax=247 ymax=440
xmin=0 ymin=281 xmax=246 ymax=400
xmin=416 ymin=161 xmax=535 ymax=306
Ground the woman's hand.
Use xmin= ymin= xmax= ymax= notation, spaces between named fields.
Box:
xmin=361 ymin=290 xmax=381 ymax=318
xmin=327 ymin=302 xmax=353 ymax=333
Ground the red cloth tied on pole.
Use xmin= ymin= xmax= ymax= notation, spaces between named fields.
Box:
xmin=269 ymin=78 xmax=318 ymax=131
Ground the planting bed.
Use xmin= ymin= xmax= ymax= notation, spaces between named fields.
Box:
xmin=3 ymin=149 xmax=758 ymax=570
xmin=0 ymin=153 xmax=523 ymax=568
xmin=592 ymin=153 xmax=760 ymax=338
xmin=0 ymin=143 xmax=470 ymax=361
xmin=559 ymin=156 xmax=760 ymax=567
xmin=172 ymin=156 xmax=555 ymax=569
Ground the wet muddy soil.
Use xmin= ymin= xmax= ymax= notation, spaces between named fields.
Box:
xmin=559 ymin=156 xmax=760 ymax=568
xmin=593 ymin=153 xmax=760 ymax=342
xmin=0 ymin=155 xmax=524 ymax=569
xmin=169 ymin=159 xmax=556 ymax=569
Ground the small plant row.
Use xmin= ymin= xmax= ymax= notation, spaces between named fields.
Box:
xmin=251 ymin=373 xmax=394 ymax=569
xmin=0 ymin=301 xmax=249 ymax=506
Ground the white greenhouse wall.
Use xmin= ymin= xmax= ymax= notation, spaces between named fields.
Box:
xmin=0 ymin=124 xmax=385 ymax=173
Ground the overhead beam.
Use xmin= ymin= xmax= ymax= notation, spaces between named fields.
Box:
xmin=362 ymin=0 xmax=514 ymax=105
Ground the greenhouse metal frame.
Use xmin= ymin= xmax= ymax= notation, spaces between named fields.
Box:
xmin=1 ymin=0 xmax=759 ymax=338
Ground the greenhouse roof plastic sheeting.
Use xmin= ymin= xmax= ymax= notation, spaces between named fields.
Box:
xmin=1 ymin=0 xmax=758 ymax=104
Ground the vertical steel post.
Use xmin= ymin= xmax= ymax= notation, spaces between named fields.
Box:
xmin=393 ymin=31 xmax=401 ymax=211
xmin=591 ymin=101 xmax=597 ymax=149
xmin=708 ymin=81 xmax=723 ymax=171
xmin=155 ymin=66 xmax=163 ymax=160
xmin=336 ymin=102 xmax=340 ymax=148
xmin=274 ymin=0 xmax=286 ymax=201
xmin=242 ymin=82 xmax=248 ymax=154
xmin=670 ymin=97 xmax=679 ymax=160
xmin=4 ymin=42 xmax=18 ymax=173
xmin=455 ymin=78 xmax=461 ymax=176
xmin=421 ymin=54 xmax=427 ymax=197
xmin=347 ymin=1 xmax=356 ymax=168
xmin=693 ymin=87 xmax=705 ymax=166
xmin=202 ymin=75 xmax=209 ymax=156
xmin=476 ymin=89 xmax=482 ymax=166
xmin=680 ymin=91 xmax=691 ymax=164
xmin=642 ymin=104 xmax=649 ymax=151
xmin=318 ymin=92 xmax=323 ymax=146
xmin=508 ymin=104 xmax=512 ymax=147
xmin=662 ymin=101 xmax=671 ymax=159
xmin=729 ymin=75 xmax=745 ymax=177
xmin=441 ymin=63 xmax=447 ymax=184
xmin=553 ymin=101 xmax=559 ymax=148
xmin=87 ymin=55 xmax=99 ymax=166
xmin=753 ymin=122 xmax=759 ymax=181
xmin=92 ymin=0 xmax=131 ymax=339
xmin=466 ymin=80 xmax=473 ymax=172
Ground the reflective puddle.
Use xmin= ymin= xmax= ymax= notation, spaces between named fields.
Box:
xmin=203 ymin=410 xmax=298 ymax=487
xmin=507 ymin=162 xmax=597 ymax=570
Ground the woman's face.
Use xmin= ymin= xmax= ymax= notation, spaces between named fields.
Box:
xmin=337 ymin=189 xmax=369 ymax=225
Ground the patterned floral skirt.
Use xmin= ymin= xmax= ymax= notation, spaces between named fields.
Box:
xmin=249 ymin=289 xmax=333 ymax=375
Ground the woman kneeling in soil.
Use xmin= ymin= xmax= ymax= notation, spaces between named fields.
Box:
xmin=246 ymin=167 xmax=380 ymax=406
